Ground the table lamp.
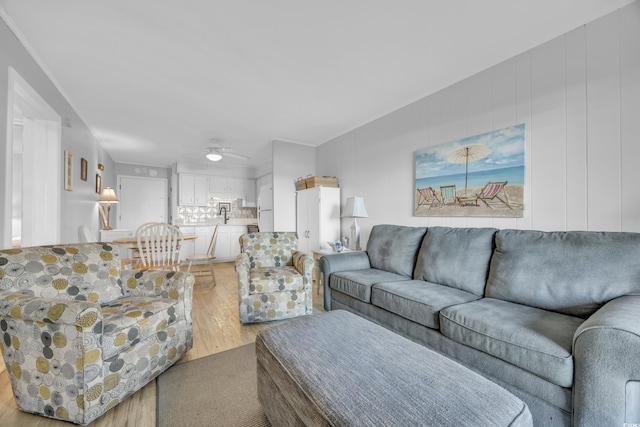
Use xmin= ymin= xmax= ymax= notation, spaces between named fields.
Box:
xmin=343 ymin=196 xmax=368 ymax=250
xmin=98 ymin=187 xmax=119 ymax=230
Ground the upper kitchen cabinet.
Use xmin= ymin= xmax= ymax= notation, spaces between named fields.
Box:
xmin=209 ymin=176 xmax=244 ymax=199
xmin=244 ymin=179 xmax=256 ymax=206
xmin=179 ymin=174 xmax=195 ymax=205
xmin=179 ymin=173 xmax=209 ymax=206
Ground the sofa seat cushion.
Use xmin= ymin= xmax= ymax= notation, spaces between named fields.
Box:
xmin=330 ymin=269 xmax=407 ymax=303
xmin=371 ymin=280 xmax=480 ymax=329
xmin=440 ymin=298 xmax=583 ymax=388
xmin=101 ymin=297 xmax=179 ymax=359
xmin=249 ymin=266 xmax=303 ymax=294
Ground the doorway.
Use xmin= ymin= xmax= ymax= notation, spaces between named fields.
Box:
xmin=117 ymin=176 xmax=168 ymax=230
xmin=4 ymin=68 xmax=61 ymax=248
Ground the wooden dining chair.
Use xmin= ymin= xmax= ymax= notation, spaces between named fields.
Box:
xmin=136 ymin=222 xmax=183 ymax=271
xmin=186 ymin=223 xmax=219 ymax=285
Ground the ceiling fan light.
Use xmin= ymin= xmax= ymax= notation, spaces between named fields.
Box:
xmin=206 ymin=153 xmax=222 ymax=161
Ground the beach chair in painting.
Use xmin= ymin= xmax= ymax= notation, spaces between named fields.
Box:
xmin=417 ymin=187 xmax=440 ymax=209
xmin=439 ymin=185 xmax=458 ymax=207
xmin=475 ymin=181 xmax=512 ymax=209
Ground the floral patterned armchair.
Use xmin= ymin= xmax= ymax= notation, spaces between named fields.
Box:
xmin=0 ymin=243 xmax=194 ymax=425
xmin=235 ymin=232 xmax=313 ymax=323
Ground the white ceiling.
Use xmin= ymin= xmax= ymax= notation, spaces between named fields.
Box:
xmin=0 ymin=0 xmax=634 ymax=168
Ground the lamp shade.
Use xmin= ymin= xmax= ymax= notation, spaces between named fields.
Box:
xmin=98 ymin=187 xmax=119 ymax=204
xmin=343 ymin=196 xmax=368 ymax=218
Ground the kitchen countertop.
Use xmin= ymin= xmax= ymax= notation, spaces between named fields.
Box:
xmin=177 ymin=219 xmax=258 ymax=227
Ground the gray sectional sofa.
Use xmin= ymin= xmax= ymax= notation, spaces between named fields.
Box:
xmin=319 ymin=224 xmax=640 ymax=427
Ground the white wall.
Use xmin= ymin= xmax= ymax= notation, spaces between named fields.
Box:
xmin=317 ymin=3 xmax=640 ymax=248
xmin=273 ymin=140 xmax=316 ymax=231
xmin=0 ymin=16 xmax=115 ymax=245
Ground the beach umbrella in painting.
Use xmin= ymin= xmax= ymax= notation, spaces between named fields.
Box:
xmin=446 ymin=144 xmax=492 ymax=194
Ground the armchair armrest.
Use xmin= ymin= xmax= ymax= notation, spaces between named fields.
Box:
xmin=573 ymin=295 xmax=640 ymax=426
xmin=292 ymin=251 xmax=314 ymax=291
xmin=0 ymin=292 xmax=101 ymax=326
xmin=319 ymin=251 xmax=371 ymax=311
xmin=235 ymin=252 xmax=250 ymax=288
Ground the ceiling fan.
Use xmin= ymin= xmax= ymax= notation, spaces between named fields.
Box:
xmin=204 ymin=144 xmax=250 ymax=162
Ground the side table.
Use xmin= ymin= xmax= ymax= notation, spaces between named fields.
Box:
xmin=312 ymin=248 xmax=356 ymax=295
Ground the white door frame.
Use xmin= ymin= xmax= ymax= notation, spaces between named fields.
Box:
xmin=4 ymin=67 xmax=61 ymax=248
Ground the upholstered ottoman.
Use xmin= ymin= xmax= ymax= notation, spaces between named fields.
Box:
xmin=256 ymin=310 xmax=532 ymax=426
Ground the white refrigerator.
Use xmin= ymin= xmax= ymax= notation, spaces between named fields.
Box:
xmin=258 ymin=185 xmax=273 ymax=232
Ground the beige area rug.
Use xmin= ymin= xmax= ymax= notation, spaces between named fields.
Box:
xmin=157 ymin=344 xmax=270 ymax=427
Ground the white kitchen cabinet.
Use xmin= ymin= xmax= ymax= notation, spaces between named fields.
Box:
xmin=179 ymin=174 xmax=195 ymax=205
xmin=227 ymin=178 xmax=244 ymax=196
xmin=195 ymin=226 xmax=214 ymax=255
xmin=178 ymin=225 xmax=216 ymax=262
xmin=194 ymin=176 xmax=209 ymax=205
xmin=209 ymin=176 xmax=244 ymax=199
xmin=243 ymin=178 xmax=256 ymax=206
xmin=179 ymin=174 xmax=210 ymax=206
xmin=296 ymin=187 xmax=340 ymax=255
xmin=178 ymin=226 xmax=195 ymax=259
xmin=216 ymin=225 xmax=247 ymax=261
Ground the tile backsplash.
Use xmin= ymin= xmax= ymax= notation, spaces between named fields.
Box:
xmin=177 ymin=198 xmax=257 ymax=223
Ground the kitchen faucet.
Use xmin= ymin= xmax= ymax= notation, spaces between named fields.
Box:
xmin=219 ymin=206 xmax=229 ymax=224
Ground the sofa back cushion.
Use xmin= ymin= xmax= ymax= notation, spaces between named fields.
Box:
xmin=413 ymin=227 xmax=497 ymax=296
xmin=486 ymin=229 xmax=640 ymax=318
xmin=367 ymin=225 xmax=427 ymax=277
xmin=240 ymin=232 xmax=298 ymax=268
xmin=0 ymin=243 xmax=123 ymax=304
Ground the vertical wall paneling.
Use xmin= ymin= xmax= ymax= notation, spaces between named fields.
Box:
xmin=316 ymin=3 xmax=638 ymax=242
xmin=564 ymin=26 xmax=588 ymax=230
xmin=586 ymin=12 xmax=621 ymax=231
xmin=448 ymin=81 xmax=469 ymax=229
xmin=515 ymin=51 xmax=533 ymax=230
xmin=424 ymin=91 xmax=447 ymax=227
xmin=530 ymin=37 xmax=567 ymax=231
xmin=491 ymin=58 xmax=519 ymax=230
xmin=464 ymin=69 xmax=495 ymax=229
xmin=619 ymin=4 xmax=640 ymax=231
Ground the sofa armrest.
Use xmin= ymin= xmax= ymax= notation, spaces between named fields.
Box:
xmin=319 ymin=251 xmax=371 ymax=311
xmin=0 ymin=292 xmax=102 ymax=325
xmin=573 ymin=295 xmax=640 ymax=426
xmin=119 ymin=269 xmax=195 ymax=331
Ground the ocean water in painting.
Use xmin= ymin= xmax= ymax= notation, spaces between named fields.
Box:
xmin=415 ymin=124 xmax=526 ymax=190
xmin=415 ymin=165 xmax=524 ymax=190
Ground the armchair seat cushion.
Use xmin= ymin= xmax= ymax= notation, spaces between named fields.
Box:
xmin=249 ymin=266 xmax=304 ymax=294
xmin=101 ymin=297 xmax=178 ymax=359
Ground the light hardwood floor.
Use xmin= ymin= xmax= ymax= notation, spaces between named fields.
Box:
xmin=0 ymin=262 xmax=325 ymax=427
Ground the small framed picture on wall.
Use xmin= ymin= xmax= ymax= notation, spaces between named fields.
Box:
xmin=95 ymin=174 xmax=101 ymax=194
xmin=64 ymin=151 xmax=73 ymax=191
xmin=80 ymin=158 xmax=88 ymax=181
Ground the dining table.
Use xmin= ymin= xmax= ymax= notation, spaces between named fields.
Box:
xmin=111 ymin=234 xmax=197 ymax=269
xmin=112 ymin=234 xmax=197 ymax=249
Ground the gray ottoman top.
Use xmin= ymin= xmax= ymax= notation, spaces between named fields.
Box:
xmin=256 ymin=310 xmax=532 ymax=427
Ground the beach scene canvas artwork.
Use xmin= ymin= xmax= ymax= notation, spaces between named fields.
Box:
xmin=415 ymin=124 xmax=525 ymax=217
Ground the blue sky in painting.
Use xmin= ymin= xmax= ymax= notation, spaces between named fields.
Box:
xmin=415 ymin=124 xmax=526 ymax=179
